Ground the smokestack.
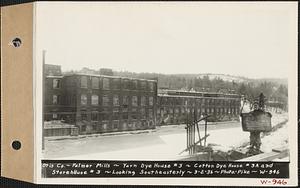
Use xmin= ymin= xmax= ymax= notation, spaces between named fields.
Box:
xmin=99 ymin=68 xmax=113 ymax=76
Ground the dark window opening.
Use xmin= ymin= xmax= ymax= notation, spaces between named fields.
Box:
xmin=81 ymin=76 xmax=88 ymax=88
xmin=92 ymin=77 xmax=99 ymax=89
xmin=53 ymin=79 xmax=61 ymax=89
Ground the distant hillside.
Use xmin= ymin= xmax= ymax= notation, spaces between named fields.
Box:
xmin=197 ymin=73 xmax=250 ymax=83
xmin=253 ymin=78 xmax=288 ymax=86
xmin=62 ymin=67 xmax=288 ymax=105
xmin=113 ymin=71 xmax=288 ymax=105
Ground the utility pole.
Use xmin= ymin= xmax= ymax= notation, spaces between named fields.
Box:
xmin=42 ymin=50 xmax=46 ymax=150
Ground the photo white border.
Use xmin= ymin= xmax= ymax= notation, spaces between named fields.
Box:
xmin=33 ymin=2 xmax=298 ymax=186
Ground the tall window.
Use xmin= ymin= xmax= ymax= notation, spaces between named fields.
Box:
xmin=141 ymin=108 xmax=146 ymax=119
xmin=102 ymin=78 xmax=110 ymax=90
xmin=168 ymin=98 xmax=174 ymax=105
xmin=81 ymin=112 xmax=87 ymax=121
xmin=91 ymin=77 xmax=99 ymax=89
xmin=123 ymin=96 xmax=129 ymax=107
xmin=149 ymin=82 xmax=154 ymax=91
xmin=141 ymin=96 xmax=146 ymax=106
xmin=113 ymin=95 xmax=119 ymax=106
xmin=71 ymin=95 xmax=76 ymax=105
xmin=91 ymin=112 xmax=98 ymax=121
xmin=53 ymin=95 xmax=60 ymax=104
xmin=132 ymin=96 xmax=138 ymax=107
xmin=176 ymin=98 xmax=181 ymax=105
xmin=131 ymin=113 xmax=138 ymax=119
xmin=149 ymin=109 xmax=153 ymax=119
xmin=149 ymin=97 xmax=154 ymax=106
xmin=113 ymin=120 xmax=119 ymax=129
xmin=101 ymin=113 xmax=109 ymax=121
xmin=102 ymin=95 xmax=109 ymax=106
xmin=189 ymin=99 xmax=194 ymax=106
xmin=53 ymin=113 xmax=58 ymax=119
xmin=112 ymin=112 xmax=119 ymax=120
xmin=91 ymin=95 xmax=99 ymax=105
xmin=122 ymin=79 xmax=130 ymax=90
xmin=184 ymin=99 xmax=188 ymax=106
xmin=53 ymin=79 xmax=60 ymax=89
xmin=122 ymin=113 xmax=129 ymax=120
xmin=140 ymin=81 xmax=147 ymax=90
xmin=112 ymin=79 xmax=120 ymax=90
xmin=81 ymin=76 xmax=88 ymax=88
xmin=81 ymin=94 xmax=87 ymax=105
xmin=131 ymin=80 xmax=138 ymax=90
xmin=196 ymin=99 xmax=201 ymax=106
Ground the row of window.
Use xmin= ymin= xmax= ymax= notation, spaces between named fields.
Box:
xmin=158 ymin=97 xmax=240 ymax=106
xmin=51 ymin=94 xmax=154 ymax=106
xmin=52 ymin=77 xmax=156 ymax=91
xmin=51 ymin=112 xmax=154 ymax=121
xmin=157 ymin=107 xmax=240 ymax=115
xmin=80 ymin=110 xmax=154 ymax=121
xmin=80 ymin=120 xmax=154 ymax=132
xmin=51 ymin=94 xmax=239 ymax=108
xmin=81 ymin=95 xmax=154 ymax=106
xmin=80 ymin=76 xmax=156 ymax=91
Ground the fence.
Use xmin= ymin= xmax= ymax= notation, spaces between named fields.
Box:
xmin=180 ymin=111 xmax=210 ymax=155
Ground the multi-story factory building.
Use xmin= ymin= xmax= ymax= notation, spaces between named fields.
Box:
xmin=44 ymin=64 xmax=242 ymax=136
xmin=44 ymin=64 xmax=157 ymax=134
xmin=156 ymin=90 xmax=241 ymax=124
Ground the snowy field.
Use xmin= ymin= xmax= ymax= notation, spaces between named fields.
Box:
xmin=43 ymin=113 xmax=289 ymax=161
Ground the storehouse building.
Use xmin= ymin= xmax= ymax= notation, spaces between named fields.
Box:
xmin=44 ymin=65 xmax=157 ymax=134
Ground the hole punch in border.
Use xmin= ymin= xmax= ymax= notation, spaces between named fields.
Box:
xmin=10 ymin=37 xmax=22 ymax=47
xmin=12 ymin=140 xmax=22 ymax=150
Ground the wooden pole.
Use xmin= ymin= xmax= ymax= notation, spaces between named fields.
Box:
xmin=186 ymin=120 xmax=189 ymax=154
xmin=193 ymin=109 xmax=196 ymax=154
xmin=204 ymin=118 xmax=207 ymax=147
xmin=178 ymin=134 xmax=210 ymax=155
xmin=192 ymin=114 xmax=195 ymax=154
xmin=42 ymin=50 xmax=46 ymax=150
xmin=196 ymin=122 xmax=202 ymax=146
xmin=189 ymin=125 xmax=191 ymax=155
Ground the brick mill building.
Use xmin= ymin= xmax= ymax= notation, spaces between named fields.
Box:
xmin=44 ymin=64 xmax=157 ymax=135
xmin=44 ymin=64 xmax=242 ymax=136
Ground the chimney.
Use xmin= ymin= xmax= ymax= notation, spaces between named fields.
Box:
xmin=99 ymin=68 xmax=113 ymax=76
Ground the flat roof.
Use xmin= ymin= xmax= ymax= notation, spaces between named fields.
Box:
xmin=157 ymin=94 xmax=241 ymax=100
xmin=158 ymin=89 xmax=240 ymax=96
xmin=62 ymin=73 xmax=157 ymax=82
xmin=46 ymin=75 xmax=64 ymax=78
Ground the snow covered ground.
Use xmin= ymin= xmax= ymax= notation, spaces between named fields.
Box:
xmin=260 ymin=121 xmax=289 ymax=153
xmin=43 ymin=113 xmax=289 ymax=161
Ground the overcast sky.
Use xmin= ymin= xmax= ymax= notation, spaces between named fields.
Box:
xmin=35 ymin=2 xmax=297 ymax=79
